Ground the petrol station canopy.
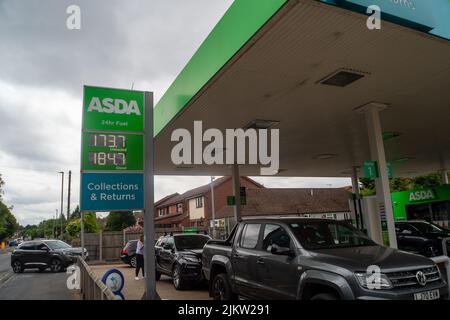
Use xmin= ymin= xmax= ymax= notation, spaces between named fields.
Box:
xmin=153 ymin=0 xmax=450 ymax=177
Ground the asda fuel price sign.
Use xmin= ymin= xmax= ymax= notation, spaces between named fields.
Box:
xmin=80 ymin=86 xmax=146 ymax=212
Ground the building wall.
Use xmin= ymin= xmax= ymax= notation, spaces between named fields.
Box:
xmin=188 ymin=197 xmax=205 ymax=220
xmin=203 ymin=177 xmax=263 ymax=223
xmin=169 ymin=204 xmax=177 ymax=214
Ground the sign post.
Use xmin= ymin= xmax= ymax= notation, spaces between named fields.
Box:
xmin=80 ymin=86 xmax=155 ymax=299
xmin=143 ymin=92 xmax=156 ymax=300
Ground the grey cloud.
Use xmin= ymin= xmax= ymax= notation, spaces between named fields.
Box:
xmin=0 ymin=0 xmax=233 ymax=98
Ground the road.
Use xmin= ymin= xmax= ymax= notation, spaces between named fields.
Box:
xmin=0 ymin=251 xmax=12 ymax=284
xmin=0 ymin=252 xmax=79 ymax=300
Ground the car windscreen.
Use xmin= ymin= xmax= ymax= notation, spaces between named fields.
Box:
xmin=174 ymin=235 xmax=210 ymax=250
xmin=45 ymin=240 xmax=72 ymax=250
xmin=409 ymin=222 xmax=446 ymax=233
xmin=289 ymin=221 xmax=375 ymax=250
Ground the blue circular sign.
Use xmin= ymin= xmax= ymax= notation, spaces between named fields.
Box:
xmin=102 ymin=269 xmax=125 ymax=294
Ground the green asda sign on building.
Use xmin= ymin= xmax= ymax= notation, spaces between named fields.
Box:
xmin=392 ymin=185 xmax=450 ymax=221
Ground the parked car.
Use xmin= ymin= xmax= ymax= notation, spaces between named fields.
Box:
xmin=9 ymin=238 xmax=22 ymax=247
xmin=11 ymin=239 xmax=88 ymax=273
xmin=120 ymin=240 xmax=138 ymax=267
xmin=202 ymin=218 xmax=448 ymax=300
xmin=396 ymin=220 xmax=450 ymax=257
xmin=155 ymin=233 xmax=211 ymax=290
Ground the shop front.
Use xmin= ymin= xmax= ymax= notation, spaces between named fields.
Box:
xmin=392 ymin=185 xmax=450 ymax=228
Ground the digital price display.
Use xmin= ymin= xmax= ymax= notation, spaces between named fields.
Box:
xmin=89 ymin=152 xmax=126 ymax=166
xmin=89 ymin=134 xmax=126 ymax=149
xmin=82 ymin=132 xmax=143 ymax=171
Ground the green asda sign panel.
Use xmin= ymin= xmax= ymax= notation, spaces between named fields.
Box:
xmin=80 ymin=86 xmax=148 ymax=212
xmin=83 ymin=86 xmax=144 ymax=132
xmin=392 ymin=185 xmax=450 ymax=221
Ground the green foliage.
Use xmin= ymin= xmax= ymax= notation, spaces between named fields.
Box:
xmin=0 ymin=174 xmax=4 ymax=200
xmin=359 ymin=171 xmax=449 ymax=197
xmin=410 ymin=173 xmax=443 ymax=189
xmin=0 ymin=202 xmax=19 ymax=241
xmin=70 ymin=205 xmax=81 ymax=220
xmin=105 ymin=211 xmax=136 ymax=231
xmin=21 ymin=224 xmax=40 ymax=239
xmin=65 ymin=212 xmax=98 ymax=237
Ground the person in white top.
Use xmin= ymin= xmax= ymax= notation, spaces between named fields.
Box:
xmin=135 ymin=235 xmax=144 ymax=280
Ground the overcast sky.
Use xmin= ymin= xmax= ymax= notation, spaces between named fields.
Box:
xmin=0 ymin=0 xmax=350 ymax=226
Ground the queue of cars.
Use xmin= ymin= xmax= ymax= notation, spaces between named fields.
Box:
xmin=120 ymin=218 xmax=450 ymax=300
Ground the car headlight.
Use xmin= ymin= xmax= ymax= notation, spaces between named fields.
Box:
xmin=355 ymin=272 xmax=393 ymax=290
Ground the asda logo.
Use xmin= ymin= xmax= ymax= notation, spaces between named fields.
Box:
xmin=87 ymin=97 xmax=141 ymax=115
xmin=409 ymin=189 xmax=435 ymax=202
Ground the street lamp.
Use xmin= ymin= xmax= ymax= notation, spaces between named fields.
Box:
xmin=210 ymin=176 xmax=216 ymax=239
xmin=58 ymin=171 xmax=64 ymax=239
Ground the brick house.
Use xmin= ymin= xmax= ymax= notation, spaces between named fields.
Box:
xmin=154 ymin=176 xmax=264 ymax=230
xmin=215 ymin=188 xmax=353 ymax=231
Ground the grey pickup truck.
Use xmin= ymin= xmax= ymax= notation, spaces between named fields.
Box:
xmin=202 ymin=218 xmax=448 ymax=300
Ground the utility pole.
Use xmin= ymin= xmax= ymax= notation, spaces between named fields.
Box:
xmin=210 ymin=176 xmax=216 ymax=239
xmin=67 ymin=170 xmax=72 ymax=219
xmin=58 ymin=172 xmax=64 ymax=240
xmin=54 ymin=209 xmax=57 ymax=239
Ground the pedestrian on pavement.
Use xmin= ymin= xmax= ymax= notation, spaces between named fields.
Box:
xmin=135 ymin=235 xmax=145 ymax=280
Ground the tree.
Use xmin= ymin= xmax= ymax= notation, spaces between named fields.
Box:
xmin=0 ymin=201 xmax=19 ymax=241
xmin=359 ymin=171 xmax=448 ymax=197
xmin=0 ymin=174 xmax=4 ymax=201
xmin=411 ymin=173 xmax=443 ymax=189
xmin=65 ymin=212 xmax=98 ymax=237
xmin=70 ymin=205 xmax=81 ymax=220
xmin=105 ymin=211 xmax=136 ymax=231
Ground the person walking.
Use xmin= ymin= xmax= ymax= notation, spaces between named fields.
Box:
xmin=135 ymin=235 xmax=145 ymax=280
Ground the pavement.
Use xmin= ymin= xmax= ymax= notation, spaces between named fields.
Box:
xmin=89 ymin=263 xmax=210 ymax=300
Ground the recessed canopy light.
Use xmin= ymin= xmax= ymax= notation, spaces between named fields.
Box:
xmin=313 ymin=154 xmax=337 ymax=160
xmin=244 ymin=119 xmax=280 ymax=130
xmin=318 ymin=69 xmax=368 ymax=87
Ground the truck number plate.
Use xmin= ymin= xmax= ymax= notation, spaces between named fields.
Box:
xmin=414 ymin=289 xmax=440 ymax=300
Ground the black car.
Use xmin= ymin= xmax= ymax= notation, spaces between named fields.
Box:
xmin=396 ymin=220 xmax=450 ymax=257
xmin=11 ymin=240 xmax=88 ymax=273
xmin=120 ymin=240 xmax=138 ymax=267
xmin=155 ymin=234 xmax=211 ymax=290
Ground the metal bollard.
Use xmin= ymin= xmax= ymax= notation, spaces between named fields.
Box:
xmin=431 ymin=254 xmax=450 ymax=297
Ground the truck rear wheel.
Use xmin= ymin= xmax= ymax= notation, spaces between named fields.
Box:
xmin=212 ymin=273 xmax=236 ymax=300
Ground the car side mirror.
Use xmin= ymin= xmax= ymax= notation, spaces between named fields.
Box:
xmin=270 ymin=244 xmax=292 ymax=256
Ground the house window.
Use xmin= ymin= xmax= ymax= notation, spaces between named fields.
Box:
xmin=195 ymin=197 xmax=203 ymax=208
xmin=177 ymin=203 xmax=183 ymax=213
xmin=159 ymin=207 xmax=169 ymax=216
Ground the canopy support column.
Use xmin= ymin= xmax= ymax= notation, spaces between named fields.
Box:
xmin=360 ymin=103 xmax=397 ymax=248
